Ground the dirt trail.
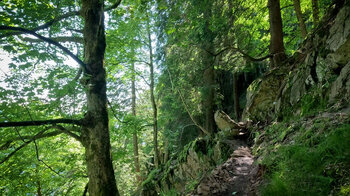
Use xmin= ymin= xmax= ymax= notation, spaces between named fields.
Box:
xmin=190 ymin=139 xmax=259 ymax=196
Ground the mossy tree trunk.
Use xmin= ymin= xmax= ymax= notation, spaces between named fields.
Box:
xmin=80 ymin=0 xmax=119 ymax=195
xmin=202 ymin=5 xmax=216 ymax=135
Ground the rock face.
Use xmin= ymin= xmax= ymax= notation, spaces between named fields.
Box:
xmin=142 ymin=138 xmax=234 ymax=195
xmin=214 ymin=110 xmax=242 ymax=138
xmin=242 ymin=68 xmax=287 ymax=122
xmin=243 ymin=2 xmax=350 ymax=122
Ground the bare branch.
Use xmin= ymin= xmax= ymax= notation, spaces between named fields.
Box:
xmin=0 ymin=119 xmax=82 ymax=128
xmin=22 ymin=36 xmax=83 ymax=44
xmin=0 ymin=26 xmax=86 ymax=71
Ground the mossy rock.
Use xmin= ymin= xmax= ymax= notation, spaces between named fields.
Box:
xmin=243 ymin=67 xmax=288 ymax=122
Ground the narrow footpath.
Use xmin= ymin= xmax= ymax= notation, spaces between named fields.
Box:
xmin=190 ymin=139 xmax=260 ymax=196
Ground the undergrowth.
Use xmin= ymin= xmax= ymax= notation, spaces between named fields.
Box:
xmin=260 ymin=124 xmax=350 ymax=196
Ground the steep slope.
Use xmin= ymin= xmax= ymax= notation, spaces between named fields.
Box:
xmin=244 ymin=1 xmax=350 ymax=195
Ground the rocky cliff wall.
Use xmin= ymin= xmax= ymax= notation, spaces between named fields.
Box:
xmin=243 ymin=1 xmax=350 ymax=122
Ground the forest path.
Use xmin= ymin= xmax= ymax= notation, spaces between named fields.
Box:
xmin=191 ymin=138 xmax=260 ymax=196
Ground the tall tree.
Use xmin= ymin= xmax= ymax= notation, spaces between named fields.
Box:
xmin=0 ymin=0 xmax=121 ymax=195
xmin=268 ymin=0 xmax=286 ymax=66
xmin=146 ymin=18 xmax=159 ymax=168
xmin=79 ymin=0 xmax=119 ymax=194
xmin=131 ymin=62 xmax=141 ymax=183
xmin=200 ymin=1 xmax=216 ymax=135
xmin=293 ymin=0 xmax=308 ymax=38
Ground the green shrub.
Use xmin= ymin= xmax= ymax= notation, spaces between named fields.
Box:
xmin=261 ymin=124 xmax=350 ymax=195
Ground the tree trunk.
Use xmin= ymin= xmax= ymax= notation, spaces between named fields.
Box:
xmin=131 ymin=63 xmax=141 ymax=183
xmin=233 ymin=72 xmax=240 ymax=120
xmin=163 ymin=137 xmax=169 ymax=164
xmin=312 ymin=0 xmax=320 ymax=26
xmin=147 ymin=20 xmax=159 ymax=168
xmin=268 ymin=0 xmax=286 ymax=67
xmin=293 ymin=0 xmax=308 ymax=38
xmin=36 ymin=180 xmax=42 ymax=196
xmin=81 ymin=0 xmax=119 ymax=195
xmin=203 ymin=64 xmax=215 ymax=133
xmin=202 ymin=5 xmax=215 ymax=135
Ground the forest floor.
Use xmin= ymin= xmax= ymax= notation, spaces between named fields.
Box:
xmin=191 ymin=136 xmax=261 ymax=196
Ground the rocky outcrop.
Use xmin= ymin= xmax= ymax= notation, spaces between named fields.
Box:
xmin=142 ymin=138 xmax=234 ymax=195
xmin=243 ymin=1 xmax=350 ymax=122
xmin=242 ymin=67 xmax=288 ymax=122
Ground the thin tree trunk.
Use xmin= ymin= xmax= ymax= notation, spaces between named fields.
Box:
xmin=147 ymin=20 xmax=159 ymax=168
xmin=131 ymin=63 xmax=141 ymax=183
xmin=233 ymin=72 xmax=240 ymax=120
xmin=163 ymin=137 xmax=169 ymax=163
xmin=268 ymin=0 xmax=286 ymax=66
xmin=35 ymin=165 xmax=42 ymax=196
xmin=312 ymin=0 xmax=320 ymax=26
xmin=81 ymin=0 xmax=119 ymax=195
xmin=293 ymin=0 xmax=308 ymax=38
xmin=36 ymin=180 xmax=42 ymax=196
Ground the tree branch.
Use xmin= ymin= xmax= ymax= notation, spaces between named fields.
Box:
xmin=0 ymin=26 xmax=86 ymax=71
xmin=0 ymin=127 xmax=49 ymax=164
xmin=1 ymin=130 xmax=63 ymax=149
xmin=206 ymin=46 xmax=272 ymax=62
xmin=107 ymin=99 xmax=131 ymax=124
xmin=0 ymin=0 xmax=122 ymax=39
xmin=66 ymin=28 xmax=84 ymax=34
xmin=22 ymin=36 xmax=83 ymax=44
xmin=33 ymin=138 xmax=63 ymax=176
xmin=0 ymin=119 xmax=82 ymax=128
xmin=0 ymin=11 xmax=81 ymax=39
xmin=54 ymin=125 xmax=81 ymax=142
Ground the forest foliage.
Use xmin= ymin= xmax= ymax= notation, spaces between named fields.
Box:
xmin=0 ymin=0 xmax=338 ymax=195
